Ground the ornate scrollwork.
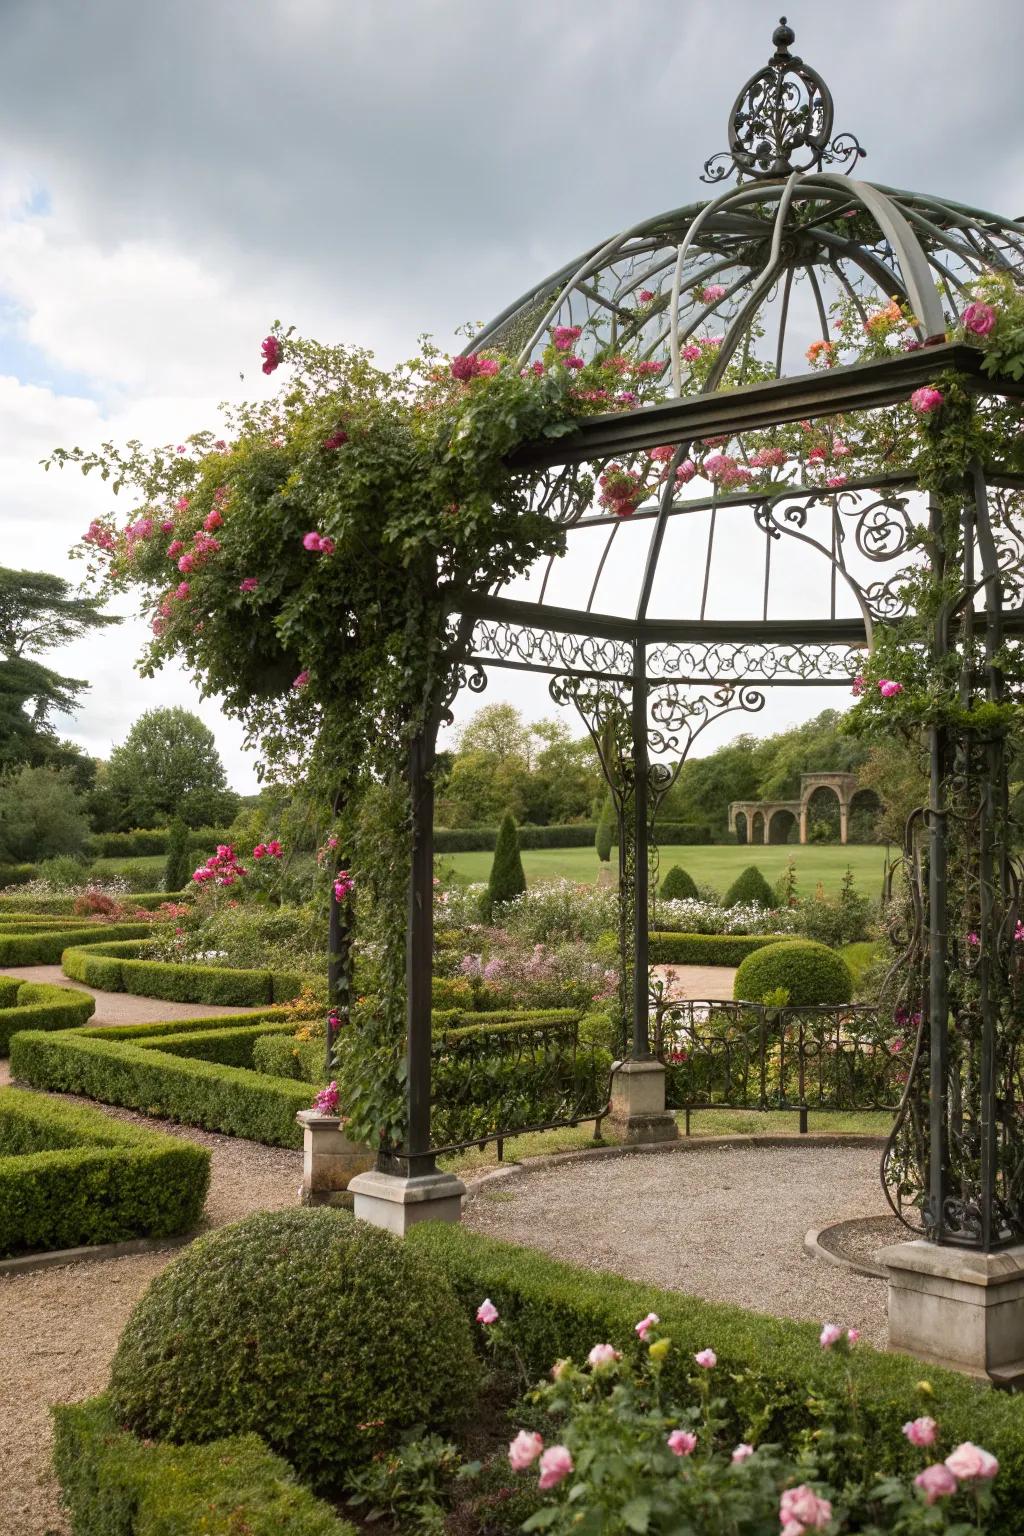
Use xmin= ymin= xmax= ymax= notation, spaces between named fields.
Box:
xmin=701 ymin=17 xmax=865 ymax=185
xmin=468 ymin=620 xmax=633 ymax=680
xmin=648 ymin=640 xmax=863 ymax=685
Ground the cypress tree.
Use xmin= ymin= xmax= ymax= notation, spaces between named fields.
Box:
xmin=595 ymin=795 xmax=615 ymax=862
xmin=486 ymin=808 xmax=526 ymax=917
xmin=164 ymin=816 xmax=192 ymax=893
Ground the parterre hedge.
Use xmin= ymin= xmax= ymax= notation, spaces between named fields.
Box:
xmin=53 ymin=1396 xmax=354 ymax=1536
xmin=62 ymin=939 xmax=304 ymax=1006
xmin=0 ymin=1087 xmax=209 ymax=1255
xmin=0 ymin=922 xmax=153 ymax=966
xmin=0 ymin=978 xmax=95 ymax=1055
xmin=0 ymin=892 xmax=184 ymax=915
xmin=647 ymin=931 xmax=785 ymax=966
xmin=410 ymin=1224 xmax=1024 ymax=1534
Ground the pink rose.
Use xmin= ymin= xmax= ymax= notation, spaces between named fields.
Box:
xmin=253 ymin=844 xmax=267 ymax=859
xmin=846 ymin=1328 xmax=860 ymax=1345
xmin=174 ymin=582 xmax=190 ymax=600
xmin=682 ymin=344 xmax=702 ymax=362
xmin=634 ymin=1312 xmax=659 ymax=1340
xmin=166 ymin=540 xmax=184 ymax=558
xmin=915 ymin=1463 xmax=959 ymax=1504
xmin=878 ymin=679 xmax=904 ymax=698
xmin=667 ymin=1429 xmax=697 ymax=1457
xmin=476 ymin=1298 xmax=499 ymax=1325
xmin=322 ymin=429 xmax=348 ymax=450
xmin=852 ymin=675 xmax=865 ymax=696
xmin=303 ymin=531 xmax=323 ymax=552
xmin=203 ymin=509 xmax=223 ymax=531
xmin=911 ymin=386 xmax=944 ymax=415
xmin=552 ymin=324 xmax=582 ymax=352
xmin=779 ymin=1485 xmax=832 ymax=1529
xmin=694 ymin=1348 xmax=716 ymax=1369
xmin=732 ymin=1443 xmax=754 ymax=1463
xmin=261 ymin=335 xmax=282 ymax=374
xmin=903 ymin=1416 xmax=938 ymax=1448
xmin=819 ymin=1323 xmax=843 ymax=1350
xmin=945 ymin=1442 xmax=998 ymax=1481
xmin=292 ymin=670 xmax=310 ymax=688
xmin=239 ymin=578 xmax=259 ymax=593
xmin=476 ymin=357 xmax=500 ymax=376
xmin=538 ymin=1446 xmax=573 ymax=1489
xmin=638 ymin=289 xmax=655 ymax=302
xmin=586 ymin=1343 xmax=621 ymax=1368
xmin=508 ymin=1430 xmax=544 ymax=1471
xmin=963 ymin=301 xmax=996 ymax=337
xmin=702 ymin=284 xmax=726 ymax=302
xmin=160 ymin=518 xmax=175 ymax=533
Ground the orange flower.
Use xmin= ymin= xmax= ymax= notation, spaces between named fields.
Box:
xmin=806 ymin=339 xmax=836 ymax=365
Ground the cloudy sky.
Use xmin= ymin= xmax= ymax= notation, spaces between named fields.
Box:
xmin=3 ymin=0 xmax=1022 ymax=790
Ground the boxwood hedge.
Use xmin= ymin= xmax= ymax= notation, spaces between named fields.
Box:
xmin=0 ymin=977 xmax=96 ymax=1055
xmin=53 ymin=1396 xmax=354 ymax=1536
xmin=734 ymin=938 xmax=854 ymax=1006
xmin=0 ymin=922 xmax=152 ymax=966
xmin=0 ymin=892 xmax=181 ymax=915
xmin=0 ymin=1087 xmax=209 ymax=1255
xmin=61 ymin=939 xmax=304 ymax=1006
xmin=648 ymin=932 xmax=785 ymax=967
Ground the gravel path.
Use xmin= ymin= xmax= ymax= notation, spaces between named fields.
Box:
xmin=464 ymin=1141 xmax=890 ymax=1345
xmin=652 ymin=963 xmax=738 ymax=1001
xmin=0 ymin=1099 xmax=302 ymax=1536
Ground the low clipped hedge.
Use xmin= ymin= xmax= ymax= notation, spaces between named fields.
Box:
xmin=0 ymin=922 xmax=152 ymax=966
xmin=0 ymin=1087 xmax=209 ymax=1255
xmin=9 ymin=1025 xmax=313 ymax=1147
xmin=0 ymin=891 xmax=183 ymax=915
xmin=734 ymin=938 xmax=854 ymax=1007
xmin=410 ymin=1225 xmax=1024 ymax=1535
xmin=62 ymin=939 xmax=304 ymax=1006
xmin=0 ymin=977 xmax=95 ymax=1055
xmin=53 ymin=1396 xmax=354 ymax=1536
xmin=87 ymin=826 xmax=235 ymax=859
xmin=648 ymin=932 xmax=785 ymax=967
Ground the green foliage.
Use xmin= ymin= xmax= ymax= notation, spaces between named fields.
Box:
xmin=486 ymin=809 xmax=526 ymax=916
xmin=595 ymin=796 xmax=614 ymax=862
xmin=0 ymin=1086 xmax=209 ymax=1254
xmin=108 ymin=1208 xmax=480 ymax=1487
xmin=659 ymin=864 xmax=699 ymax=901
xmin=53 ymin=1396 xmax=354 ymax=1536
xmin=0 ymin=764 xmax=91 ymax=861
xmin=734 ymin=939 xmax=854 ymax=1007
xmin=722 ymin=864 xmax=776 ymax=909
xmin=10 ymin=1024 xmax=312 ymax=1146
xmin=60 ymin=937 xmax=304 ymax=1006
xmin=0 ymin=921 xmax=152 ymax=967
xmin=0 ymin=889 xmax=177 ymax=914
xmin=648 ymin=932 xmax=784 ymax=967
xmin=106 ymin=707 xmax=239 ymax=830
xmin=410 ymin=1223 xmax=1024 ymax=1535
xmin=0 ymin=977 xmax=95 ymax=1055
xmin=163 ymin=816 xmax=192 ymax=893
xmin=89 ymin=825 xmax=236 ymax=857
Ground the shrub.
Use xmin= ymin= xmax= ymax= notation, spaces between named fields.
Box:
xmin=108 ymin=1208 xmax=479 ymax=1487
xmin=53 ymin=1396 xmax=354 ymax=1536
xmin=0 ymin=922 xmax=152 ymax=966
xmin=486 ymin=809 xmax=526 ymax=917
xmin=648 ymin=932 xmax=784 ymax=967
xmin=722 ymin=864 xmax=777 ymax=908
xmin=0 ymin=862 xmax=36 ymax=886
xmin=498 ymin=880 xmax=618 ymax=944
xmin=733 ymin=939 xmax=854 ymax=1006
xmin=0 ymin=1087 xmax=209 ymax=1254
xmin=595 ymin=797 xmax=615 ymax=861
xmin=164 ymin=816 xmax=192 ymax=893
xmin=60 ymin=938 xmax=305 ymax=1007
xmin=0 ymin=978 xmax=95 ymax=1055
xmin=659 ymin=864 xmax=699 ymax=901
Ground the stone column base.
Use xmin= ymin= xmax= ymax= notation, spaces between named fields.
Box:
xmin=608 ymin=1059 xmax=678 ymax=1145
xmin=878 ymin=1238 xmax=1024 ymax=1385
xmin=296 ymin=1111 xmax=376 ymax=1207
xmin=348 ymin=1169 xmax=466 ymax=1236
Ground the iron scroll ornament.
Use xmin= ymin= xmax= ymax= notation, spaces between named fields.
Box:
xmin=702 ymin=17 xmax=866 ymax=185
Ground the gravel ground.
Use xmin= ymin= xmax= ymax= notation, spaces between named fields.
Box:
xmin=651 ymin=963 xmax=737 ymax=1001
xmin=464 ymin=1141 xmax=891 ymax=1345
xmin=0 ymin=1099 xmax=302 ymax=1536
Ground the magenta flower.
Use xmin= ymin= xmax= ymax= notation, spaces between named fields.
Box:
xmin=253 ymin=844 xmax=267 ymax=859
xmin=702 ymin=283 xmax=727 ymax=303
xmin=177 ymin=553 xmax=196 ymax=574
xmin=878 ymin=679 xmax=904 ymax=698
xmin=476 ymin=357 xmax=500 ymax=376
xmin=634 ymin=1312 xmax=660 ymax=1340
xmin=174 ymin=581 xmax=191 ymax=600
xmin=267 ymin=839 xmax=283 ymax=857
xmin=312 ymin=1080 xmax=340 ymax=1115
xmin=537 ymin=1446 xmax=573 ymax=1490
xmin=563 ymin=354 xmax=585 ymax=370
xmin=681 ymin=344 xmax=702 ymax=363
xmin=508 ymin=1430 xmax=544 ymax=1471
xmin=963 ymin=301 xmax=996 ymax=337
xmin=334 ymin=870 xmax=354 ymax=903
xmin=451 ymin=353 xmax=488 ymax=381
xmin=322 ymin=428 xmax=348 ymax=450
xmin=903 ymin=1416 xmax=938 ymax=1448
xmin=945 ymin=1442 xmax=999 ymax=1481
xmin=674 ymin=459 xmax=696 ymax=483
xmin=552 ymin=324 xmax=582 ymax=352
xmin=175 ymin=496 xmax=190 ymax=512
xmin=732 ymin=1443 xmax=755 ymax=1463
xmin=694 ymin=1348 xmax=716 ymax=1369
xmin=204 ymin=509 xmax=223 ymax=532
xmin=166 ymin=540 xmax=184 ymax=559
xmin=587 ymin=1343 xmax=621 ymax=1369
xmin=292 ymin=670 xmax=310 ymax=688
xmin=819 ymin=1323 xmax=843 ymax=1350
xmin=261 ymin=335 xmax=283 ymax=374
xmin=967 ymin=931 xmax=980 ymax=946
xmin=160 ymin=518 xmax=175 ymax=533
xmin=239 ymin=577 xmax=260 ymax=593
xmin=851 ymin=675 xmax=865 ymax=696
xmin=911 ymin=385 xmax=944 ymax=415
xmin=847 ymin=1328 xmax=860 ymax=1345
xmin=826 ymin=474 xmax=848 ymax=488
xmin=302 ymin=531 xmax=323 ymax=551
xmin=779 ymin=1485 xmax=832 ymax=1530
xmin=915 ymin=1463 xmax=958 ymax=1504
xmin=667 ymin=1429 xmax=697 ymax=1457
xmin=638 ymin=289 xmax=655 ymax=302
xmin=476 ymin=1298 xmax=499 ymax=1325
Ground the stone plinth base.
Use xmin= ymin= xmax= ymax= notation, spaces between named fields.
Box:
xmin=348 ymin=1169 xmax=466 ymax=1235
xmin=878 ymin=1239 xmax=1024 ymax=1384
xmin=608 ymin=1059 xmax=678 ymax=1146
xmin=296 ymin=1111 xmax=375 ymax=1207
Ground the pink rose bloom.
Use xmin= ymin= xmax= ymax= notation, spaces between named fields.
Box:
xmin=963 ymin=301 xmax=996 ymax=337
xmin=563 ymin=355 xmax=585 ymax=370
xmin=635 ymin=1312 xmax=660 ymax=1339
xmin=878 ymin=679 xmax=904 ymax=698
xmin=694 ymin=1348 xmax=716 ymax=1369
xmin=702 ymin=284 xmax=727 ymax=302
xmin=847 ymin=1328 xmax=860 ymax=1345
xmin=174 ymin=582 xmax=191 ymax=599
xmin=587 ymin=1343 xmax=620 ymax=1368
xmin=175 ymin=496 xmax=191 ymax=512
xmin=292 ymin=670 xmax=310 ymax=688
xmin=826 ymin=474 xmax=848 ymax=488
xmin=911 ymin=385 xmax=944 ymax=414
xmin=312 ymin=1080 xmax=340 ymax=1115
xmin=303 ymin=531 xmax=323 ymax=551
xmin=252 ymin=844 xmax=267 ymax=859
xmin=267 ymin=840 xmax=282 ymax=856
xmin=675 ymin=459 xmax=696 ymax=483
xmin=538 ymin=1446 xmax=573 ymax=1489
xmin=667 ymin=1429 xmax=697 ymax=1457
xmin=819 ymin=1323 xmax=843 ymax=1350
xmin=167 ymin=540 xmax=184 ymax=558
xmin=204 ymin=509 xmax=223 ymax=532
xmin=508 ymin=1430 xmax=544 ymax=1471
xmin=967 ymin=931 xmax=980 ymax=946
xmin=476 ymin=1298 xmax=499 ymax=1325
xmin=779 ymin=1485 xmax=832 ymax=1530
xmin=239 ymin=578 xmax=260 ymax=593
xmin=903 ymin=1416 xmax=938 ymax=1448
xmin=322 ymin=429 xmax=348 ymax=450
xmin=852 ymin=675 xmax=866 ymax=696
xmin=682 ymin=344 xmax=702 ymax=362
xmin=261 ymin=335 xmax=282 ymax=374
xmin=649 ymin=444 xmax=674 ymax=462
xmin=638 ymin=289 xmax=655 ymax=302
xmin=451 ymin=353 xmax=479 ymax=381
xmin=160 ymin=518 xmax=175 ymax=532
xmin=177 ymin=553 xmax=195 ymax=573
xmin=552 ymin=324 xmax=582 ymax=352
xmin=732 ymin=1443 xmax=754 ymax=1463
xmin=945 ymin=1442 xmax=998 ymax=1481
xmin=915 ymin=1463 xmax=959 ymax=1504
xmin=476 ymin=357 xmax=500 ymax=376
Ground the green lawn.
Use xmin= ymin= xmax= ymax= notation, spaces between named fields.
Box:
xmin=444 ymin=842 xmax=888 ymax=899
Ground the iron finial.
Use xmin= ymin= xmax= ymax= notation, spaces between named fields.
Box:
xmin=772 ymin=16 xmax=796 ymax=55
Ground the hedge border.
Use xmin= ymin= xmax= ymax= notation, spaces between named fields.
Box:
xmin=61 ymin=939 xmax=304 ymax=1007
xmin=0 ymin=1087 xmax=209 ymax=1256
xmin=648 ymin=931 xmax=786 ymax=966
xmin=0 ymin=922 xmax=153 ymax=966
xmin=0 ymin=979 xmax=95 ymax=1055
xmin=53 ymin=1396 xmax=355 ymax=1536
xmin=0 ymin=892 xmax=187 ymax=914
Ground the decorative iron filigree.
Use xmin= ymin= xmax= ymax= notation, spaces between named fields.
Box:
xmin=647 ymin=640 xmax=862 ymax=685
xmin=701 ymin=17 xmax=865 ymax=185
xmin=469 ymin=620 xmax=633 ymax=680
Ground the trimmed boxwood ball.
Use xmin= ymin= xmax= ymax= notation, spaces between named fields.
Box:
xmin=659 ymin=864 xmax=699 ymax=901
xmin=733 ymin=938 xmax=853 ymax=1007
xmin=722 ymin=863 xmax=776 ymax=908
xmin=108 ymin=1208 xmax=479 ymax=1488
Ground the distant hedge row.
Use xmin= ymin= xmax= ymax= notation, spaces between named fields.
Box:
xmin=88 ymin=827 xmax=236 ymax=858
xmin=434 ymin=821 xmax=714 ymax=852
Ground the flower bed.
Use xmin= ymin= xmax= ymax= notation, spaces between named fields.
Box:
xmin=0 ymin=1087 xmax=209 ymax=1256
xmin=61 ymin=938 xmax=305 ymax=1006
xmin=0 ymin=976 xmax=95 ymax=1056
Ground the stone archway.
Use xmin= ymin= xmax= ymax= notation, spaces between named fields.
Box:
xmin=798 ymin=773 xmax=859 ymax=845
xmin=848 ymin=787 xmax=883 ymax=843
xmin=734 ymin=810 xmax=748 ymax=845
xmin=767 ymin=806 xmax=798 ymax=844
xmin=750 ymin=810 xmax=766 ymax=845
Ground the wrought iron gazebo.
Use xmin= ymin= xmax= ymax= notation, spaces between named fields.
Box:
xmin=351 ymin=16 xmax=1024 ymax=1300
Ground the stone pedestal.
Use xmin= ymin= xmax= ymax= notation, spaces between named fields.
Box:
xmin=348 ymin=1168 xmax=466 ymax=1235
xmin=608 ymin=1058 xmax=678 ymax=1145
xmin=296 ymin=1111 xmax=375 ymax=1208
xmin=878 ymin=1239 xmax=1024 ymax=1385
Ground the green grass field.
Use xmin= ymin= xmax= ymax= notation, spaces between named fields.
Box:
xmin=444 ymin=842 xmax=888 ymax=898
